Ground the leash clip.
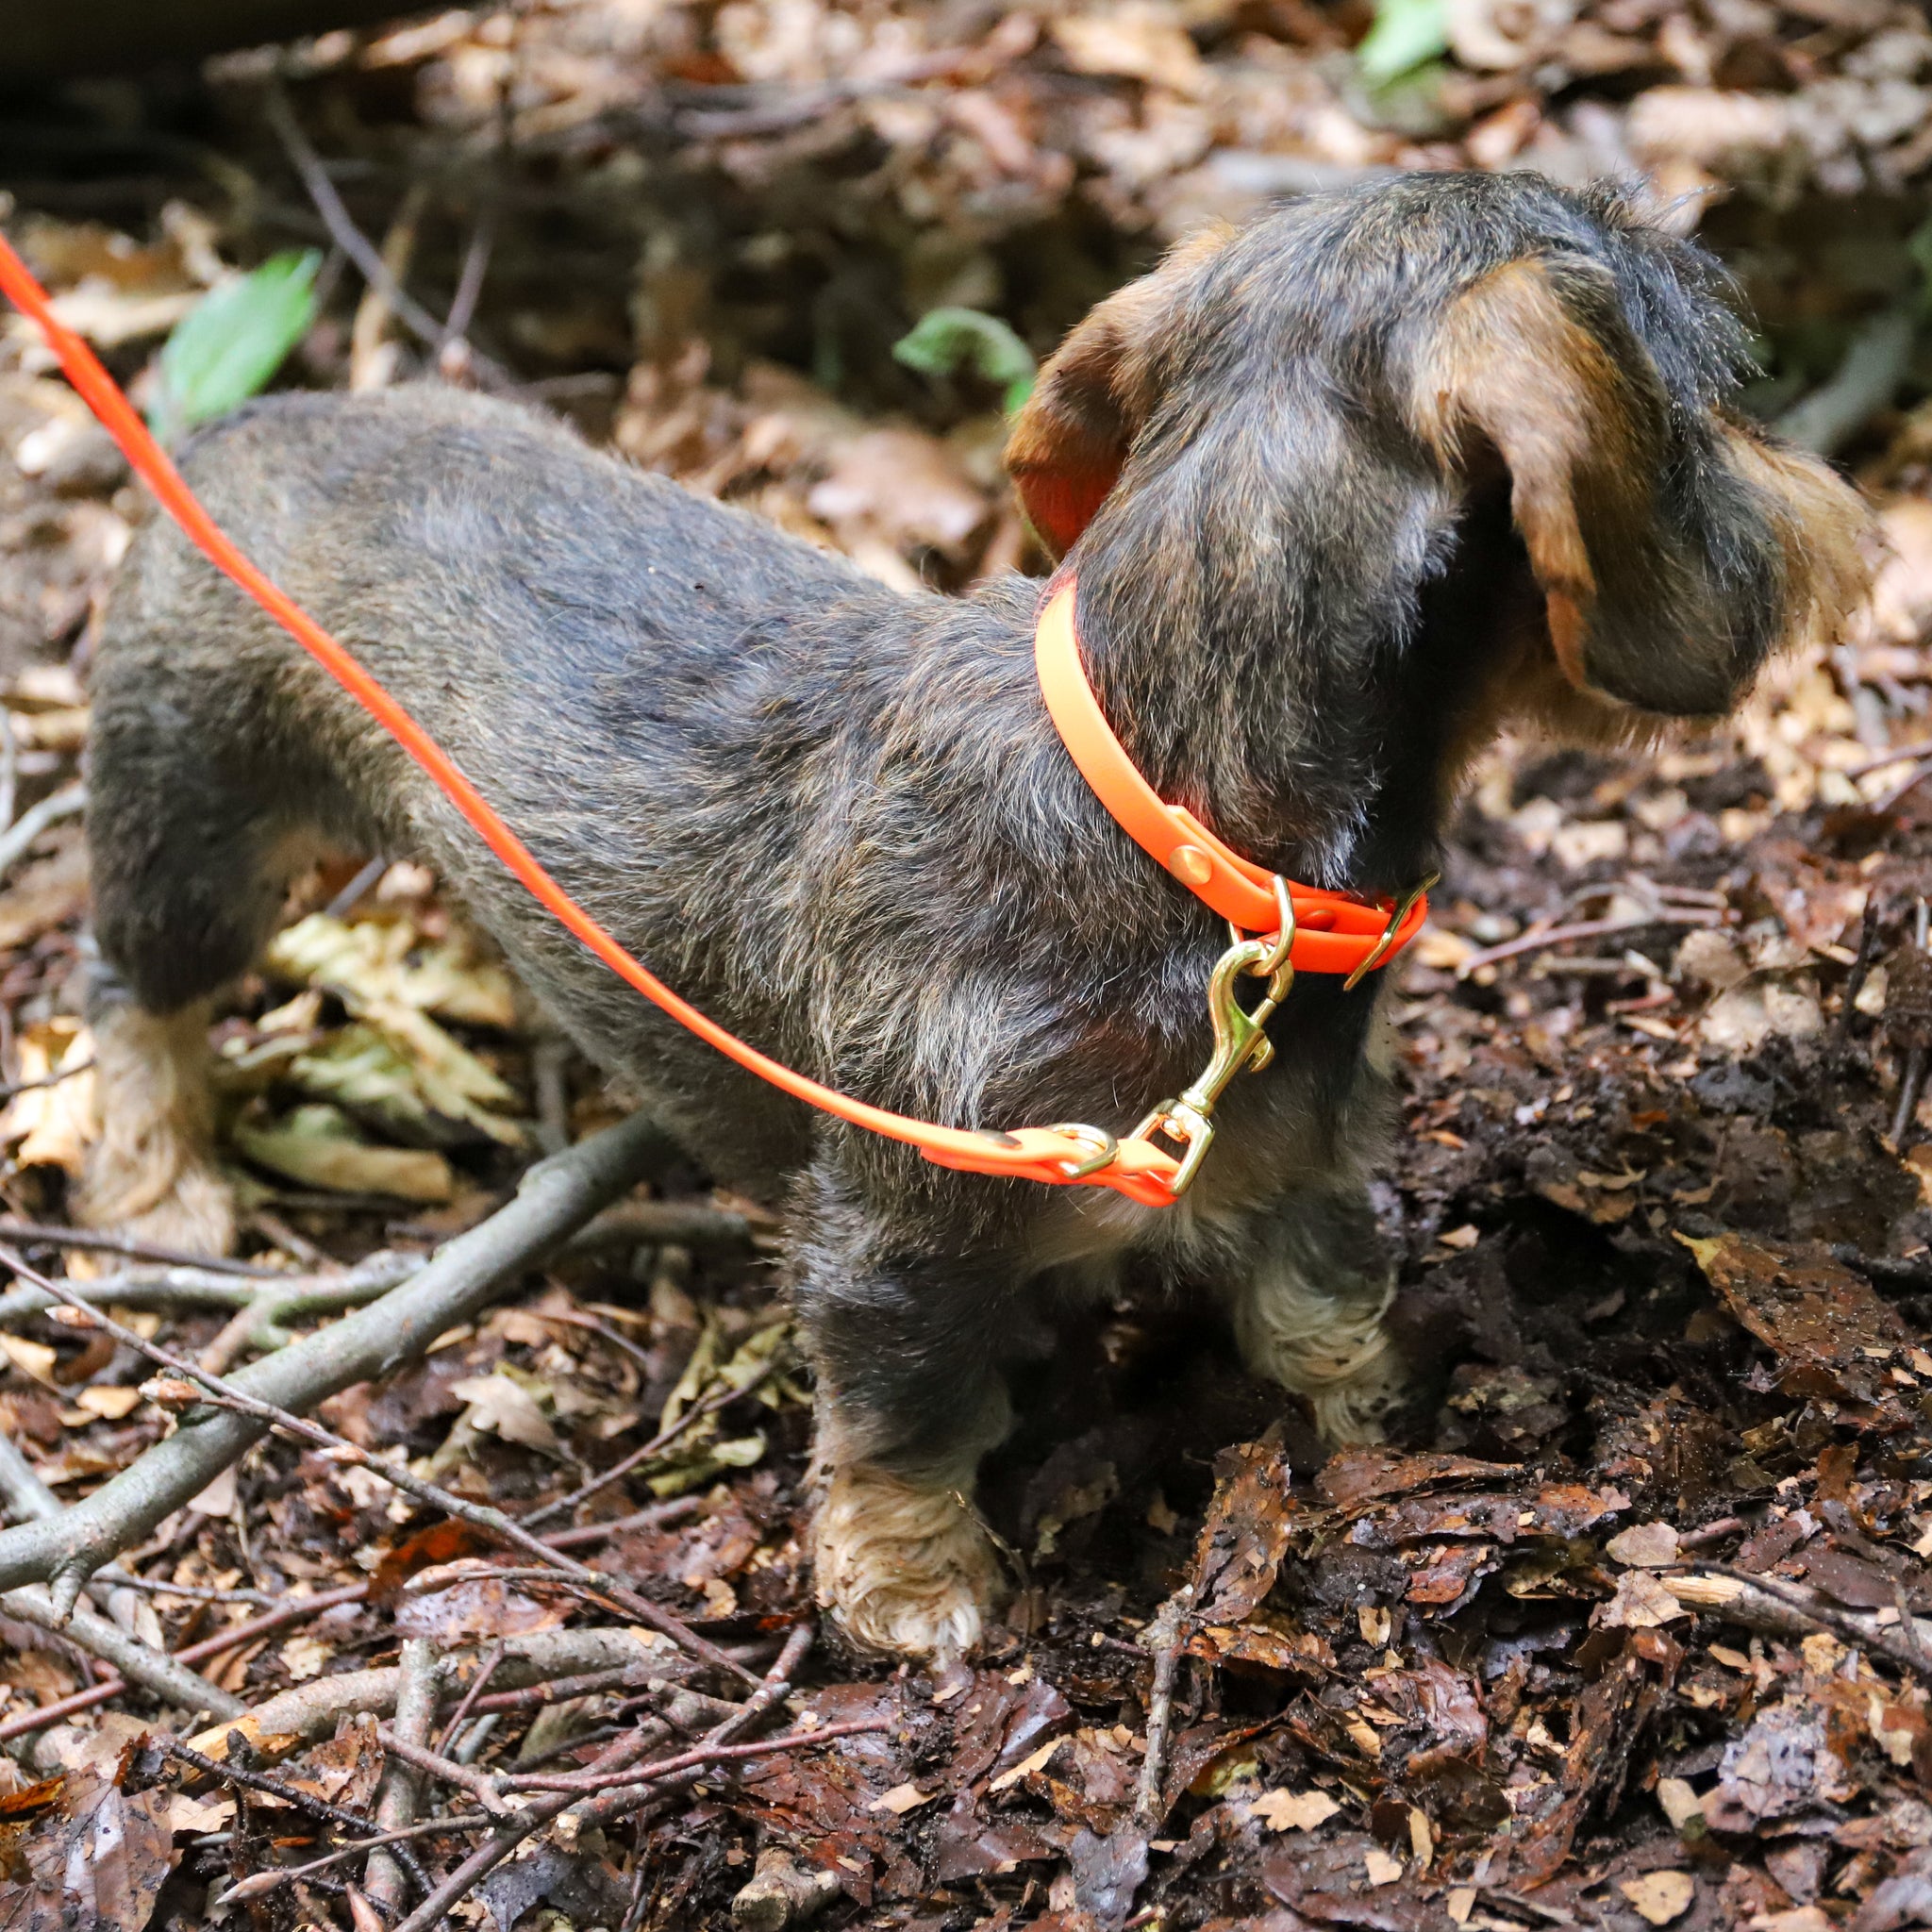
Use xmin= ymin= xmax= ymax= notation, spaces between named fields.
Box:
xmin=1343 ymin=870 xmax=1440 ymax=991
xmin=1133 ymin=877 xmax=1296 ymax=1197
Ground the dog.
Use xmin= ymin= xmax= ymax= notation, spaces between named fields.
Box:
xmin=76 ymin=172 xmax=1867 ymax=1659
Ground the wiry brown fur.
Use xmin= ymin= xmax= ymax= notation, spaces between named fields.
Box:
xmin=79 ymin=174 xmax=1870 ymax=1657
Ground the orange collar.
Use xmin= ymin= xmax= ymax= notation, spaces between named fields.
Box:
xmin=1033 ymin=583 xmax=1429 ymax=980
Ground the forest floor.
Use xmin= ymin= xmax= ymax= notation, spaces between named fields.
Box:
xmin=7 ymin=5 xmax=1932 ymax=1930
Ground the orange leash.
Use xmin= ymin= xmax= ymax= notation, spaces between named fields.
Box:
xmin=0 ymin=231 xmax=1424 ymax=1208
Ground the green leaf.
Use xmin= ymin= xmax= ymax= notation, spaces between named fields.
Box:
xmin=149 ymin=250 xmax=322 ymax=444
xmin=1357 ymin=0 xmax=1448 ymax=85
xmin=892 ymin=306 xmax=1037 ymax=414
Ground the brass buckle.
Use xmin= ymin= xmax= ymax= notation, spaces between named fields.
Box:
xmin=1341 ymin=870 xmax=1440 ymax=992
xmin=1137 ymin=876 xmax=1297 ymax=1197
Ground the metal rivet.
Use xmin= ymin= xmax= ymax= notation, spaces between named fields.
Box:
xmin=1170 ymin=844 xmax=1213 ymax=886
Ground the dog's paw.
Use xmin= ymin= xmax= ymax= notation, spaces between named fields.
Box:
xmin=1304 ymin=1341 xmax=1406 ymax=1445
xmin=1233 ymin=1274 xmax=1403 ymax=1447
xmin=812 ymin=1463 xmax=1001 ymax=1661
xmin=74 ymin=1148 xmax=237 ymax=1257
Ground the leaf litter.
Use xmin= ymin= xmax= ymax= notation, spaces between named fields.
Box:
xmin=8 ymin=3 xmax=1932 ymax=1929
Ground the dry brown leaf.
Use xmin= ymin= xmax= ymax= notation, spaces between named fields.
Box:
xmin=230 ymin=1105 xmax=455 ymax=1202
xmin=867 ymin=1781 xmax=934 ymax=1816
xmin=1596 ymin=1571 xmax=1688 ymax=1629
xmin=1249 ymin=1788 xmax=1339 ymax=1833
xmin=448 ymin=1371 xmax=560 ymax=1453
xmin=1606 ymin=1523 xmax=1681 ymax=1569
xmin=1618 ymin=1871 xmax=1694 ymax=1925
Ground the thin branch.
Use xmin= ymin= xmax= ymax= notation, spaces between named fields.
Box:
xmin=0 ymin=1217 xmax=277 ymax=1275
xmin=0 ymin=1581 xmax=366 ymax=1742
xmin=222 ymin=1815 xmax=495 ymax=1906
xmin=1457 ymin=908 xmax=1723 ymax=977
xmin=0 ymin=1057 xmax=92 ymax=1106
xmin=162 ymin=1734 xmax=429 ymax=1896
xmin=0 ymin=1108 xmax=675 ymax=1609
xmin=567 ymin=1623 xmax=813 ymax=1832
xmin=0 ymin=780 xmax=83 ymax=880
xmin=4 ymin=1241 xmax=752 ymax=1684
xmin=521 ymin=1357 xmax=779 ymax=1529
xmin=391 ymin=1626 xmax=815 ymax=1932
xmin=502 ymin=1715 xmax=889 ymax=1793
xmin=434 ymin=1638 xmax=507 ymax=1757
xmin=1134 ymin=1583 xmax=1191 ymax=1827
xmin=3 ymin=1583 xmax=243 ymax=1719
xmin=367 ymin=1636 xmax=436 ymax=1916
xmin=262 ymin=84 xmax=512 ymax=389
xmin=1667 ymin=1564 xmax=1932 ymax=1676
xmin=376 ymin=1721 xmax=514 ymax=1816
xmin=0 ymin=1250 xmax=418 ymax=1328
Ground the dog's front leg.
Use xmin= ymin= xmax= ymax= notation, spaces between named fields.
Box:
xmin=1226 ymin=1187 xmax=1403 ymax=1444
xmin=794 ymin=1174 xmax=1019 ymax=1660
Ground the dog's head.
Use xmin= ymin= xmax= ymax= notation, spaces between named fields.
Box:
xmin=1007 ymin=174 xmax=1868 ymax=754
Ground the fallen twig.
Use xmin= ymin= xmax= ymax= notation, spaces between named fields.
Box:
xmin=391 ymin=1624 xmax=814 ymax=1932
xmin=502 ymin=1715 xmax=890 ymax=1793
xmin=366 ymin=1636 xmax=436 ymax=1915
xmin=0 ymin=1580 xmax=366 ymax=1742
xmin=188 ymin=1624 xmax=726 ymax=1761
xmin=0 ymin=1108 xmax=675 ymax=1609
xmin=263 ymin=84 xmax=512 ymax=390
xmin=8 ymin=1244 xmax=753 ymax=1684
xmin=434 ymin=1638 xmax=507 ymax=1756
xmin=1457 ymin=908 xmax=1723 ymax=978
xmin=164 ymin=1733 xmax=432 ymax=1897
xmin=569 ymin=1622 xmax=814 ymax=1831
xmin=377 ymin=1720 xmax=514 ymax=1816
xmin=0 ymin=1057 xmax=92 ymax=1106
xmin=2 ymin=1581 xmax=243 ymax=1720
xmin=0 ymin=1216 xmax=276 ymax=1275
xmin=0 ymin=779 xmax=83 ymax=880
xmin=1666 ymin=1564 xmax=1932 ymax=1675
xmin=1134 ymin=1583 xmax=1191 ymax=1827
xmin=220 ymin=1815 xmax=494 ymax=1906
xmin=522 ymin=1356 xmax=781 ymax=1529
xmin=0 ymin=1250 xmax=420 ymax=1331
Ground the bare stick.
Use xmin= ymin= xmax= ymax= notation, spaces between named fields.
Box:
xmin=521 ymin=1357 xmax=779 ymax=1529
xmin=376 ymin=1721 xmax=513 ymax=1816
xmin=1457 ymin=908 xmax=1722 ymax=978
xmin=559 ymin=1197 xmax=769 ymax=1252
xmin=0 ymin=1250 xmax=419 ymax=1330
xmin=0 ymin=1428 xmax=59 ymax=1524
xmin=503 ymin=1716 xmax=889 ymax=1793
xmin=0 ymin=1217 xmax=276 ymax=1275
xmin=391 ymin=1625 xmax=813 ymax=1932
xmin=0 ymin=780 xmax=83 ymax=880
xmin=1134 ymin=1583 xmax=1191 ymax=1827
xmin=434 ymin=1638 xmax=507 ymax=1756
xmin=0 ymin=1109 xmax=674 ymax=1608
xmin=366 ymin=1636 xmax=435 ymax=1915
xmin=263 ymin=84 xmax=511 ymax=389
xmin=163 ymin=1733 xmax=429 ymax=1896
xmin=0 ymin=1057 xmax=92 ymax=1107
xmin=438 ymin=202 xmax=496 ymax=370
xmin=4 ymin=1241 xmax=751 ymax=1685
xmin=224 ymin=1816 xmax=496 ymax=1905
xmin=3 ymin=1584 xmax=242 ymax=1720
xmin=1668 ymin=1565 xmax=1932 ymax=1676
xmin=0 ymin=1581 xmax=366 ymax=1742
xmin=568 ymin=1623 xmax=813 ymax=1831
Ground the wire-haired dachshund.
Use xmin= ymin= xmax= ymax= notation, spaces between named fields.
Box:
xmin=78 ymin=172 xmax=1868 ymax=1657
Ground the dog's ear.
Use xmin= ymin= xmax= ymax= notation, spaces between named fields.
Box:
xmin=1006 ymin=225 xmax=1233 ymax=559
xmin=1413 ymin=258 xmax=1869 ymax=716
